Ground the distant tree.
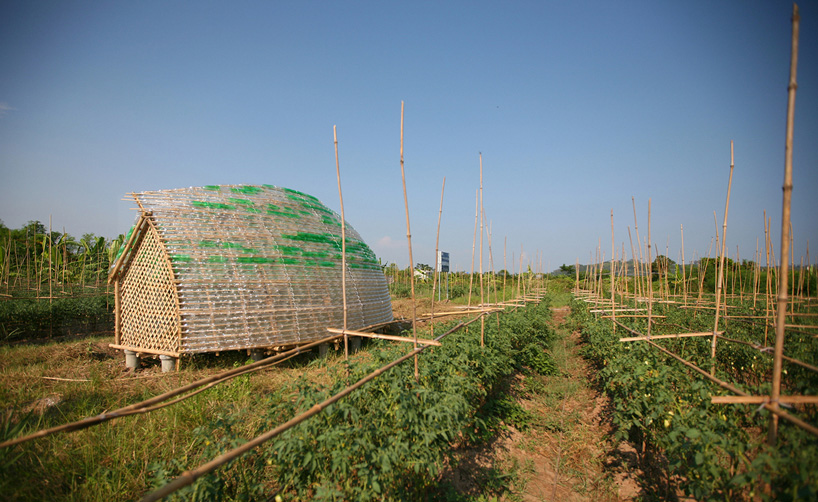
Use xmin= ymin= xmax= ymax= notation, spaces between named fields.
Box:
xmin=558 ymin=263 xmax=576 ymax=276
xmin=415 ymin=263 xmax=432 ymax=272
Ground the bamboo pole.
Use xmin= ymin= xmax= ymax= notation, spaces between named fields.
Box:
xmin=769 ymin=4 xmax=799 ymax=446
xmin=764 ymin=212 xmax=773 ymax=344
xmin=753 ymin=238 xmax=760 ymax=309
xmin=327 ymin=328 xmax=440 ymax=347
xmin=468 ymin=189 xmax=478 ymax=309
xmin=504 ymin=236 xmax=508 ymax=301
xmin=333 ymin=125 xmax=349 ymax=364
xmin=619 ymin=331 xmax=715 ymax=342
xmin=479 ymin=153 xmax=485 ymax=347
xmin=631 ymin=198 xmax=644 ymax=301
xmin=430 ymin=177 xmax=446 ymax=337
xmin=574 ymin=257 xmax=579 ymax=293
xmin=398 ymin=102 xmax=419 ymax=380
xmin=681 ymin=224 xmax=688 ymax=305
xmin=611 ymin=210 xmax=616 ymax=331
xmin=488 ymin=222 xmax=499 ymax=329
xmin=711 ymin=141 xmax=736 ymax=374
xmin=646 ymin=200 xmax=653 ymax=337
xmin=713 ymin=395 xmax=818 ymax=405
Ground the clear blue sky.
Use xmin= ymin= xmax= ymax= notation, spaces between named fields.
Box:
xmin=1 ymin=1 xmax=816 ymax=272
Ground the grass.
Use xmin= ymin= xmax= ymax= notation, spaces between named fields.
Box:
xmin=0 ymin=334 xmax=359 ymax=500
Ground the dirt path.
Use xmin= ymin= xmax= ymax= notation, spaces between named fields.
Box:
xmin=498 ymin=306 xmax=641 ymax=501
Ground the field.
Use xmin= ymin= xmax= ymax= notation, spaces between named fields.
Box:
xmin=1 ymin=264 xmax=817 ymax=501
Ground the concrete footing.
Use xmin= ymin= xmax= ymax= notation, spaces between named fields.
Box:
xmin=159 ymin=354 xmax=177 ymax=372
xmin=124 ymin=350 xmax=140 ymax=369
xmin=250 ymin=349 xmax=266 ymax=361
xmin=350 ymin=337 xmax=361 ymax=352
xmin=318 ymin=343 xmax=330 ymax=357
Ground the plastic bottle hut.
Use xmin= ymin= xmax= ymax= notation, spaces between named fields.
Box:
xmin=107 ymin=185 xmax=392 ymax=367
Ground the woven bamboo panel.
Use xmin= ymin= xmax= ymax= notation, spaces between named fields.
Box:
xmin=112 ymin=185 xmax=392 ymax=354
xmin=119 ymin=224 xmax=180 ymax=353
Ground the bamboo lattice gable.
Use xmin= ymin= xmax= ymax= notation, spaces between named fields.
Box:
xmin=108 ymin=185 xmax=392 ymax=355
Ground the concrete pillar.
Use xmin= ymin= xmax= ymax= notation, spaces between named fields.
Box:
xmin=159 ymin=355 xmax=177 ymax=372
xmin=250 ymin=349 xmax=265 ymax=361
xmin=350 ymin=337 xmax=361 ymax=352
xmin=124 ymin=350 xmax=140 ymax=369
xmin=318 ymin=343 xmax=330 ymax=357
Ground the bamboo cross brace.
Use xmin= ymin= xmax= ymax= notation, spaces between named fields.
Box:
xmin=326 ymin=328 xmax=441 ymax=347
xmin=618 ymin=331 xmax=718 ymax=342
xmin=603 ymin=315 xmax=666 ymax=320
xmin=712 ymin=395 xmax=818 ymax=405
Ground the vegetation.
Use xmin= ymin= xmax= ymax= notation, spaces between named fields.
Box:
xmin=0 ymin=295 xmax=558 ymax=501
xmin=571 ymin=293 xmax=818 ymax=500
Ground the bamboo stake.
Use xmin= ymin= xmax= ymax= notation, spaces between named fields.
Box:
xmin=479 ymin=153 xmax=485 ymax=347
xmin=488 ymin=222 xmax=499 ymax=329
xmin=574 ymin=257 xmax=579 ymax=293
xmin=48 ymin=216 xmax=52 ymax=306
xmin=333 ymin=125 xmax=349 ymax=365
xmin=398 ymin=102 xmax=419 ymax=380
xmin=468 ymin=189 xmax=478 ymax=309
xmin=504 ymin=237 xmax=508 ymax=301
xmin=631 ymin=198 xmax=644 ymax=301
xmin=611 ymin=210 xmax=616 ymax=331
xmin=681 ymin=224 xmax=688 ymax=306
xmin=754 ymin=237 xmax=760 ymax=309
xmin=764 ymin=212 xmax=773 ymax=344
xmin=327 ymin=328 xmax=440 ymax=347
xmin=430 ymin=177 xmax=446 ymax=337
xmin=711 ymin=141 xmax=736 ymax=374
xmin=646 ymin=200 xmax=653 ymax=337
xmin=769 ymin=4 xmax=799 ymax=446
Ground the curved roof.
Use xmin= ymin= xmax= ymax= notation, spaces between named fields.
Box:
xmin=110 ymin=185 xmax=392 ymax=354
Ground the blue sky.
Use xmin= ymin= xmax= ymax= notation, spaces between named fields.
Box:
xmin=1 ymin=1 xmax=816 ymax=272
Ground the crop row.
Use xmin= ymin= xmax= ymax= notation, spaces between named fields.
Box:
xmin=571 ymin=298 xmax=818 ymax=500
xmin=135 ymin=300 xmax=556 ymax=500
